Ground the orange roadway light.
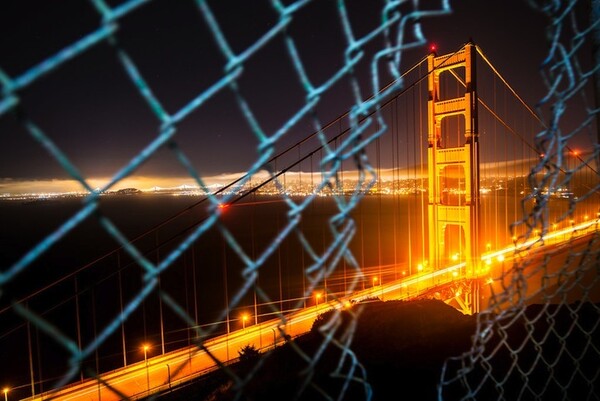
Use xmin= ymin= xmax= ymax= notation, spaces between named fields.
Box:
xmin=315 ymin=292 xmax=323 ymax=308
xmin=3 ymin=388 xmax=8 ymax=401
xmin=142 ymin=344 xmax=149 ymax=365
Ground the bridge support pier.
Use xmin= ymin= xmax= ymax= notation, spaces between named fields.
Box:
xmin=443 ymin=279 xmax=481 ymax=315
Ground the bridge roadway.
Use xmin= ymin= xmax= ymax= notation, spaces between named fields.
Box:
xmin=21 ymin=220 xmax=599 ymax=401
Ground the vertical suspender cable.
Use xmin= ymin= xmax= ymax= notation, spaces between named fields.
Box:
xmin=74 ymin=277 xmax=83 ymax=382
xmin=419 ymin=62 xmax=426 ymax=268
xmin=27 ymin=304 xmax=35 ymax=398
xmin=192 ymin=245 xmax=198 ymax=328
xmin=391 ymin=97 xmax=398 ymax=280
xmin=118 ymin=253 xmax=127 ymax=367
xmin=156 ymin=232 xmax=165 ymax=355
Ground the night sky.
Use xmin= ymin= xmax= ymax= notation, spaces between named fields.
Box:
xmin=0 ymin=0 xmax=559 ymax=193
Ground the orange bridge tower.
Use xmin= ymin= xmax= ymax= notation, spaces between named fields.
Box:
xmin=427 ymin=42 xmax=481 ymax=311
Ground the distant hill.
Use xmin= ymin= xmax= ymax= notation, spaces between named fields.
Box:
xmin=115 ymin=187 xmax=142 ymax=195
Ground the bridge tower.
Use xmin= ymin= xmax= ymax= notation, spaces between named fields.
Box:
xmin=427 ymin=42 xmax=481 ymax=311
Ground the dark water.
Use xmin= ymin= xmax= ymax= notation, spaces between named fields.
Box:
xmin=0 ymin=192 xmax=578 ymax=398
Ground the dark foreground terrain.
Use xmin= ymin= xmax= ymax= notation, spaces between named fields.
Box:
xmin=149 ymin=299 xmax=599 ymax=401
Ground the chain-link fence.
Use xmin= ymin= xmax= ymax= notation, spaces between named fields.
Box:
xmin=0 ymin=1 xmax=455 ymax=400
xmin=439 ymin=1 xmax=600 ymax=400
xmin=1 ymin=1 xmax=599 ymax=400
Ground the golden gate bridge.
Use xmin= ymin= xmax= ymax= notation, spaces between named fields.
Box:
xmin=3 ymin=41 xmax=599 ymax=401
